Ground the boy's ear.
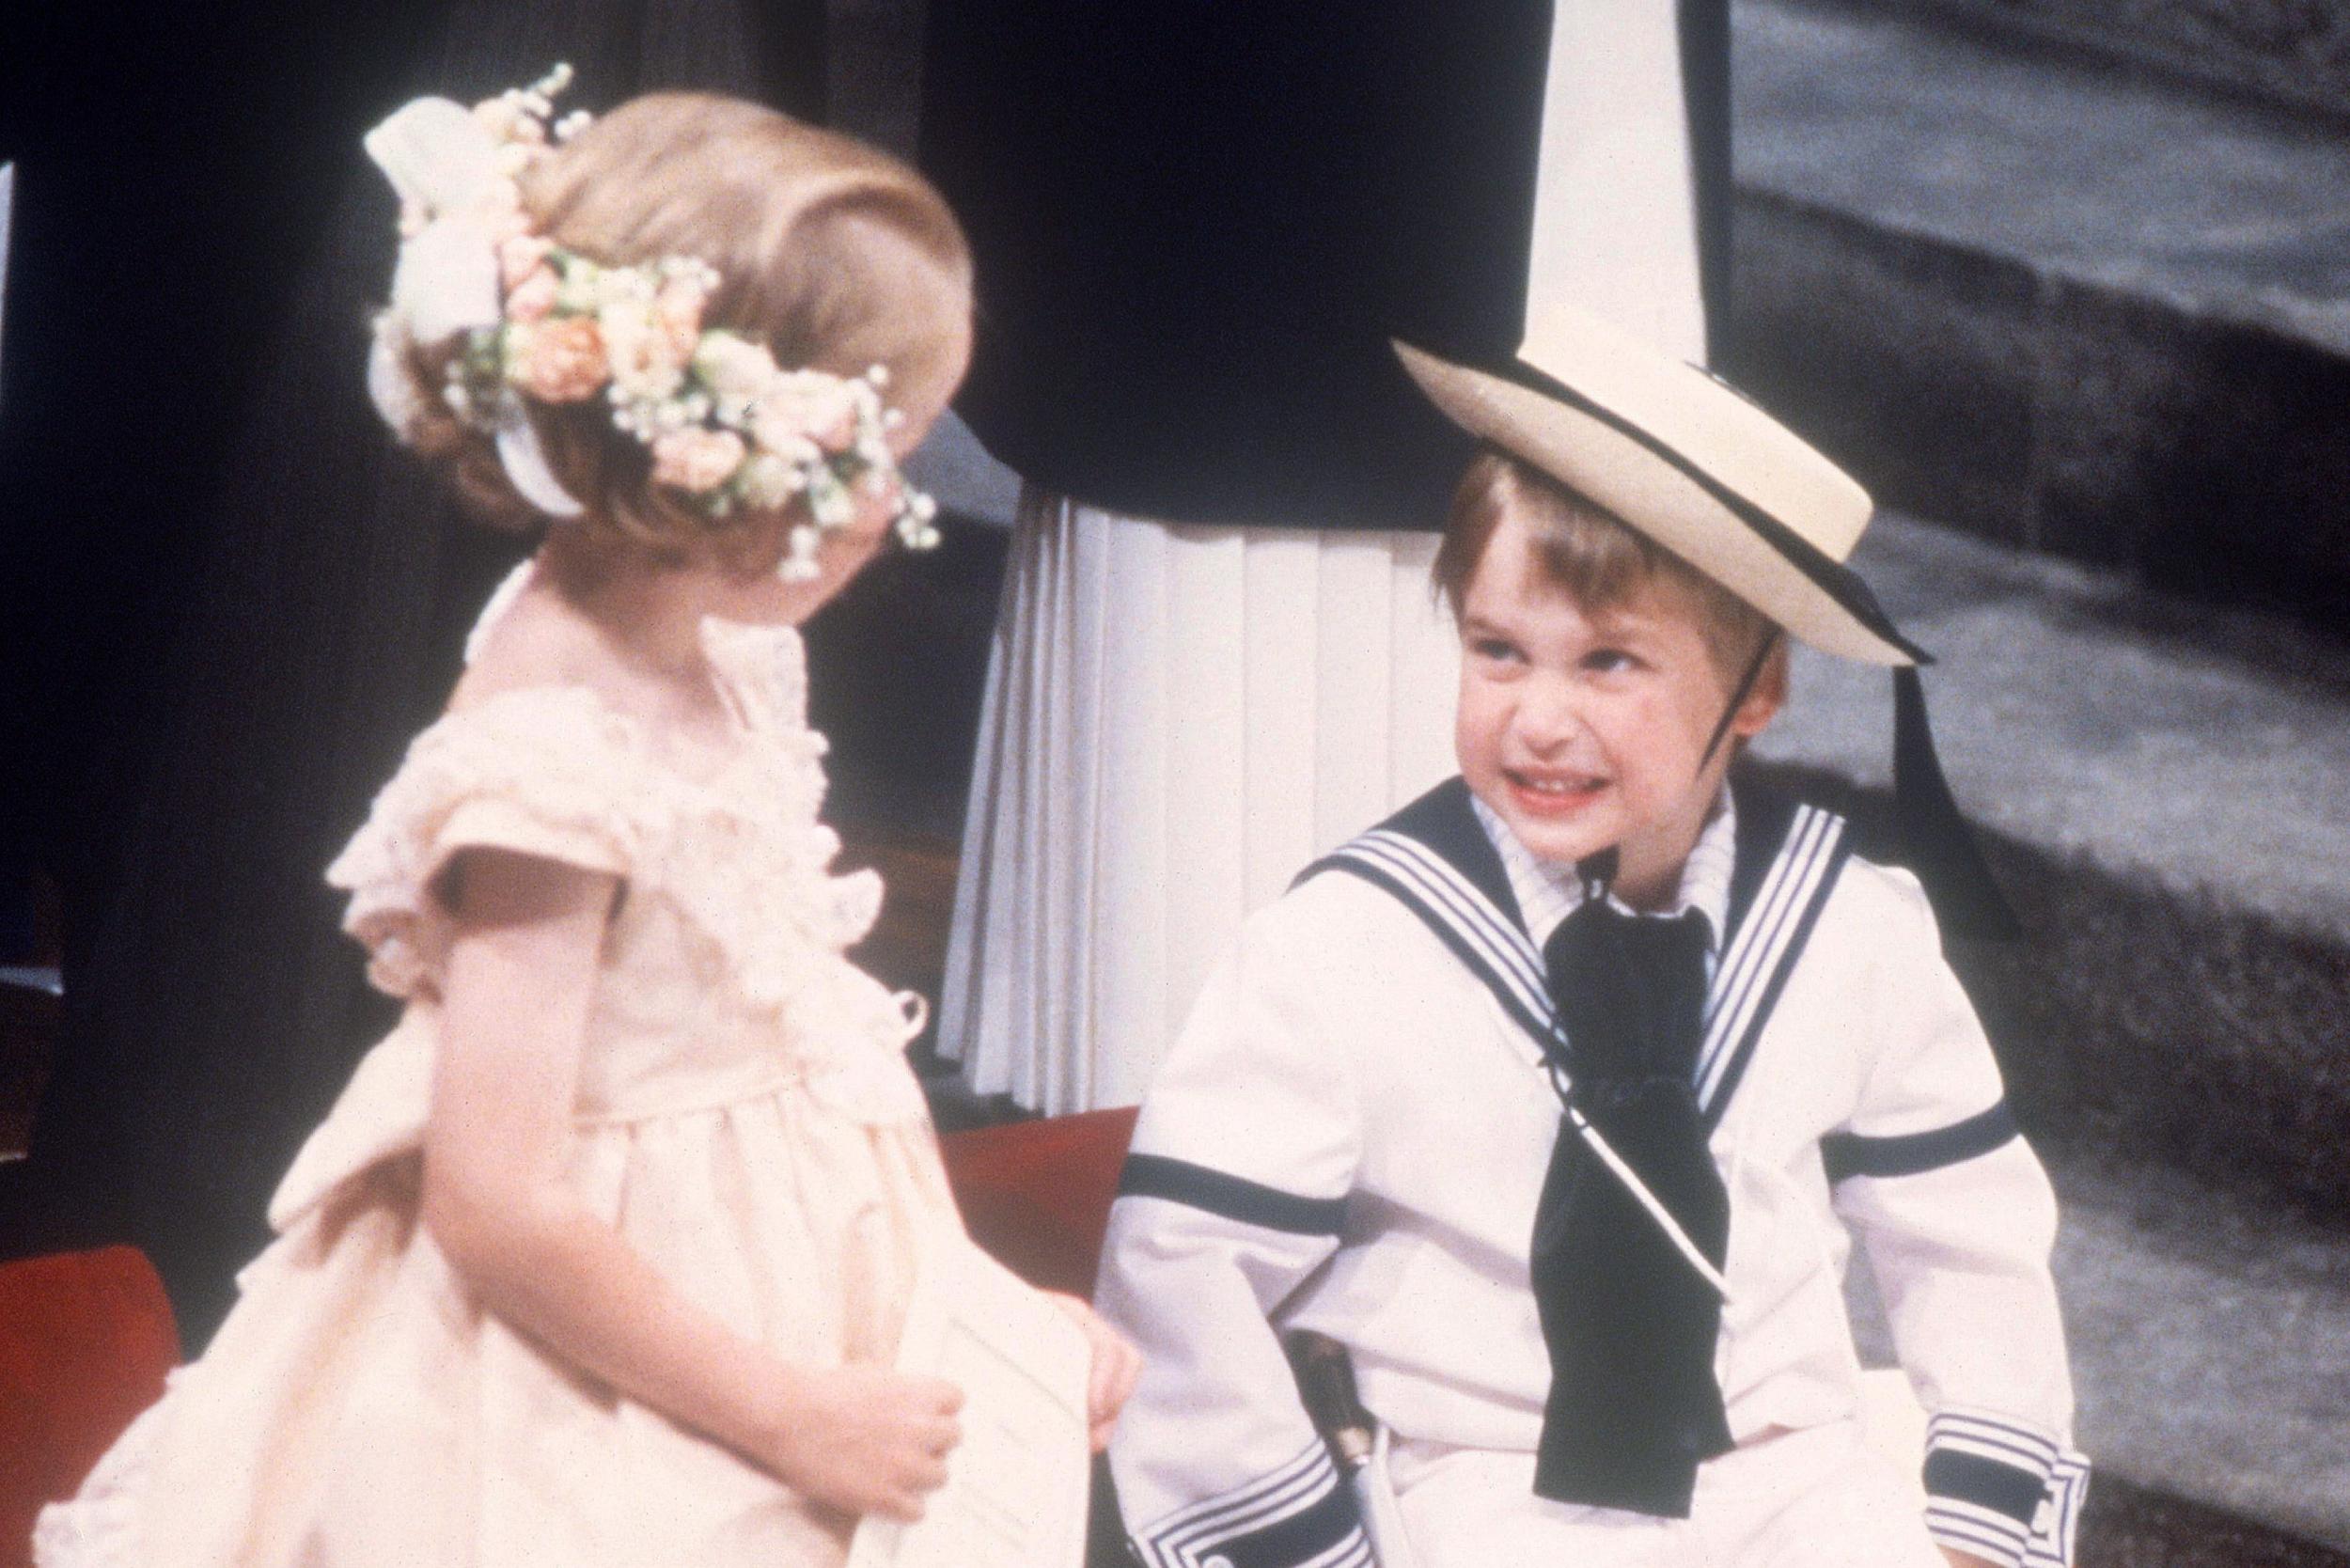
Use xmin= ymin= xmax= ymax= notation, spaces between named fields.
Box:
xmin=1729 ymin=639 xmax=1790 ymax=739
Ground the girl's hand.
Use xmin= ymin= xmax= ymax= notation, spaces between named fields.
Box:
xmin=1046 ymin=1293 xmax=1144 ymax=1451
xmin=760 ymin=1364 xmax=965 ymax=1522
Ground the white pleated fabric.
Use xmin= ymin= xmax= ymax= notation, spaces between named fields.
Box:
xmin=942 ymin=506 xmax=1460 ymax=1114
xmin=939 ymin=0 xmax=1706 ymax=1114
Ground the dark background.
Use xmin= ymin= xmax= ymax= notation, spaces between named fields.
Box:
xmin=0 ymin=0 xmax=828 ymax=1343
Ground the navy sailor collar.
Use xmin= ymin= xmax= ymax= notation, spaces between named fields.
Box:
xmin=1301 ymin=774 xmax=1853 ymax=1129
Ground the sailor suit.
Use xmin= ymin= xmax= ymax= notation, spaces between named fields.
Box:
xmin=1096 ymin=776 xmax=2085 ymax=1568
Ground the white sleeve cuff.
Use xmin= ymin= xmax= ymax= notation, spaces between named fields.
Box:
xmin=1921 ymin=1409 xmax=2088 ymax=1568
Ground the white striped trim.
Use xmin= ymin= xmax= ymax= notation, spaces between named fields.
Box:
xmin=1923 ymin=1410 xmax=2070 ymax=1568
xmin=1143 ymin=1439 xmax=1331 ymax=1546
xmin=1329 ymin=804 xmax=1849 ymax=1126
xmin=1139 ymin=1440 xmax=1367 ymax=1568
xmin=1693 ymin=805 xmax=1842 ymax=1108
xmin=1344 ymin=831 xmax=1554 ymax=1044
xmin=1927 ymin=1500 xmax=2030 ymax=1568
xmin=1352 ymin=832 xmax=1548 ymax=999
xmin=1297 ymin=1533 xmax=1376 ymax=1568
xmin=2024 ymin=1451 xmax=2090 ymax=1568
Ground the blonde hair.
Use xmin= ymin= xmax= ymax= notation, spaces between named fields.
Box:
xmin=1434 ymin=447 xmax=1778 ymax=681
xmin=387 ymin=92 xmax=972 ymax=560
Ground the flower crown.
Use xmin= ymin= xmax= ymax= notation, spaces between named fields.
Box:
xmin=366 ymin=66 xmax=938 ymax=577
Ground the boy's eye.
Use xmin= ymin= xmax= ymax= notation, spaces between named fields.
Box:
xmin=1582 ymin=648 xmax=1641 ymax=674
xmin=1469 ymin=636 xmax=1524 ymax=664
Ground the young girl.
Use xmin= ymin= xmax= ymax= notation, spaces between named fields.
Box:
xmin=35 ymin=71 xmax=1136 ymax=1568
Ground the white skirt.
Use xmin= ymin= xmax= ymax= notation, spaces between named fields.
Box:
xmin=938 ymin=498 xmax=1460 ymax=1114
xmin=938 ymin=0 xmax=1706 ymax=1113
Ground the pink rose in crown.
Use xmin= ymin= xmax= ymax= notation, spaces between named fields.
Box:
xmin=505 ymin=265 xmax=560 ymax=323
xmin=651 ymin=428 xmax=747 ymax=494
xmin=752 ymin=374 xmax=860 ymax=457
xmin=499 ymin=234 xmax=556 ymax=290
xmin=510 ymin=317 xmax=608 ymax=403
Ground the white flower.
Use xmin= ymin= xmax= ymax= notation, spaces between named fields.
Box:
xmin=805 ymin=467 xmax=856 ymax=528
xmin=694 ymin=331 xmax=779 ymax=400
xmin=736 ymin=451 xmax=806 ymax=510
xmin=752 ymin=372 xmax=860 ymax=455
xmin=779 ymin=525 xmax=824 ymax=581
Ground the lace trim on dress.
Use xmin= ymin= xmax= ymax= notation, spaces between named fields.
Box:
xmin=667 ymin=619 xmax=885 ymax=1008
xmin=323 ymin=617 xmax=887 ymax=1015
xmin=324 ymin=687 xmax=650 ymax=998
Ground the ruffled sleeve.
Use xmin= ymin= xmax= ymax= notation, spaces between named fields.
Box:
xmin=323 ymin=688 xmax=652 ymax=999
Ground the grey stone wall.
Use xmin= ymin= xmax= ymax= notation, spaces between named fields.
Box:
xmin=1861 ymin=0 xmax=2350 ymax=121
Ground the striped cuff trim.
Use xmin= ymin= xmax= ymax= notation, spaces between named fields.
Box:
xmin=1118 ymin=1153 xmax=1348 ymax=1236
xmin=1924 ymin=1411 xmax=2076 ymax=1568
xmin=1823 ymin=1101 xmax=2018 ymax=1182
xmin=1136 ymin=1442 xmax=1372 ymax=1568
xmin=1927 ymin=1499 xmax=2029 ymax=1568
xmin=2024 ymin=1451 xmax=2091 ymax=1568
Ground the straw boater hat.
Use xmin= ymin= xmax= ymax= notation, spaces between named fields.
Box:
xmin=1397 ymin=303 xmax=1921 ymax=666
xmin=1395 ymin=305 xmax=2017 ymax=937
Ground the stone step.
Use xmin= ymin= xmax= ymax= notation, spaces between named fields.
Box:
xmin=1847 ymin=1155 xmax=2350 ymax=1558
xmin=1752 ymin=510 xmax=2350 ymax=1225
xmin=2056 ymin=1161 xmax=2350 ymax=1556
xmin=1770 ymin=510 xmax=2350 ymax=1548
xmin=1727 ymin=0 xmax=2350 ymax=628
xmin=1857 ymin=0 xmax=2350 ymax=125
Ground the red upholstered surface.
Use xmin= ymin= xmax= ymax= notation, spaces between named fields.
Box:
xmin=938 ymin=1107 xmax=1139 ymax=1298
xmin=0 ymin=1117 xmax=1132 ymax=1563
xmin=0 ymin=1247 xmax=180 ymax=1568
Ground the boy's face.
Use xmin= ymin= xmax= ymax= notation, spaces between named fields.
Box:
xmin=1454 ymin=507 xmax=1783 ymax=906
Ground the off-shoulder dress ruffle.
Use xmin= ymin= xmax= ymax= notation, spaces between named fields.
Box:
xmin=36 ymin=618 xmax=969 ymax=1568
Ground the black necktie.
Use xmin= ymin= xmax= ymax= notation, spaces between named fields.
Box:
xmin=1529 ymin=898 xmax=1734 ymax=1517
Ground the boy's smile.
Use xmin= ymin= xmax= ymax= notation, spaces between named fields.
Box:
xmin=1454 ymin=508 xmax=1782 ymax=908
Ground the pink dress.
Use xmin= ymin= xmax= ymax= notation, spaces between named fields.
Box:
xmin=36 ymin=618 xmax=970 ymax=1568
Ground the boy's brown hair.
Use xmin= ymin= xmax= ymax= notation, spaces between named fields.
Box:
xmin=1434 ymin=447 xmax=1779 ymax=682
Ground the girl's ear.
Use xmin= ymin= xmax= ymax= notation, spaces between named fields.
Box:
xmin=1729 ymin=638 xmax=1789 ymax=739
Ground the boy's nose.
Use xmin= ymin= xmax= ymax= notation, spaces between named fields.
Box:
xmin=1514 ymin=679 xmax=1590 ymax=752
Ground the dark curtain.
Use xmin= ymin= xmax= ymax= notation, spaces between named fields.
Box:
xmin=0 ymin=0 xmax=830 ymax=1347
xmin=916 ymin=0 xmax=1733 ymax=533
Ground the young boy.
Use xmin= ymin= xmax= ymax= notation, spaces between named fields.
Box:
xmin=1094 ymin=305 xmax=2084 ymax=1568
